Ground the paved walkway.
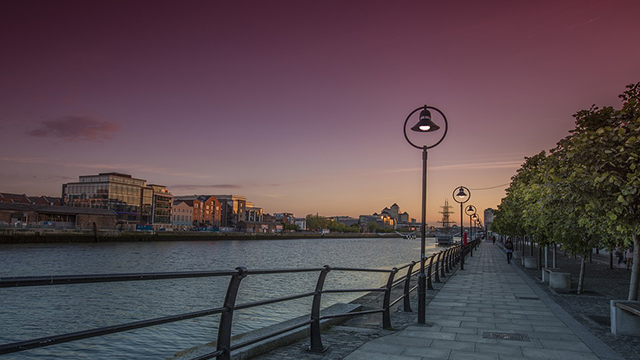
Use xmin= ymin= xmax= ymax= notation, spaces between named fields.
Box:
xmin=342 ymin=243 xmax=621 ymax=360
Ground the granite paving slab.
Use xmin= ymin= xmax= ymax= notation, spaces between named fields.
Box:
xmin=342 ymin=243 xmax=621 ymax=360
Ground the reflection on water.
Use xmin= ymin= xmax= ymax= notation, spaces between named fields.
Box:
xmin=0 ymin=237 xmax=440 ymax=359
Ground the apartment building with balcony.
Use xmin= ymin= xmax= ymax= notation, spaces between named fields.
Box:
xmin=149 ymin=184 xmax=172 ymax=225
xmin=273 ymin=212 xmax=295 ymax=225
xmin=246 ymin=202 xmax=263 ymax=223
xmin=173 ymin=195 xmax=221 ymax=227
xmin=215 ymin=195 xmax=246 ymax=227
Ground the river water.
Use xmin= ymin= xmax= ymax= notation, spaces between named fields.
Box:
xmin=0 ymin=237 xmax=441 ymax=359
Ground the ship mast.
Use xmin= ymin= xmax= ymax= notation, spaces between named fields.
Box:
xmin=438 ymin=198 xmax=456 ymax=233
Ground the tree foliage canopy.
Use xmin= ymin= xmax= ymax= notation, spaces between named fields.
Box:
xmin=492 ymin=82 xmax=640 ymax=298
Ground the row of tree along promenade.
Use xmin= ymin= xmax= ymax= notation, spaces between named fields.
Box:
xmin=491 ymin=82 xmax=640 ymax=301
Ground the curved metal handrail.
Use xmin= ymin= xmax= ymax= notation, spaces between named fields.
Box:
xmin=0 ymin=242 xmax=471 ymax=359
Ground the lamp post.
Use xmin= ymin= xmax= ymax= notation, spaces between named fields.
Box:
xmin=475 ymin=217 xmax=482 ymax=238
xmin=403 ymin=105 xmax=448 ymax=325
xmin=465 ymin=205 xmax=477 ymax=250
xmin=472 ymin=213 xmax=479 ymax=241
xmin=452 ymin=186 xmax=470 ymax=270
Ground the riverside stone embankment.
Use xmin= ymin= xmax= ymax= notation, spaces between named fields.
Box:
xmin=0 ymin=231 xmax=397 ymax=244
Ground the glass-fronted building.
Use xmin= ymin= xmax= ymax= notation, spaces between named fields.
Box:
xmin=149 ymin=184 xmax=172 ymax=225
xmin=62 ymin=173 xmax=171 ymax=225
xmin=215 ymin=195 xmax=246 ymax=227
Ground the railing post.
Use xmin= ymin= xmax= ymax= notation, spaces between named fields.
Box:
xmin=444 ymin=249 xmax=450 ymax=273
xmin=448 ymin=247 xmax=454 ymax=269
xmin=454 ymin=245 xmax=459 ymax=265
xmin=452 ymin=247 xmax=457 ymax=267
xmin=434 ymin=252 xmax=442 ymax=283
xmin=440 ymin=250 xmax=446 ymax=278
xmin=470 ymin=241 xmax=474 ymax=257
xmin=427 ymin=255 xmax=435 ymax=290
xmin=382 ymin=268 xmax=398 ymax=329
xmin=403 ymin=262 xmax=416 ymax=312
xmin=216 ymin=267 xmax=248 ymax=360
xmin=308 ymin=265 xmax=330 ymax=353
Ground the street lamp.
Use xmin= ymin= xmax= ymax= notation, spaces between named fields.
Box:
xmin=464 ymin=205 xmax=476 ymax=256
xmin=403 ymin=105 xmax=448 ymax=324
xmin=472 ymin=213 xmax=479 ymax=241
xmin=452 ymin=186 xmax=470 ymax=270
xmin=476 ymin=218 xmax=483 ymax=242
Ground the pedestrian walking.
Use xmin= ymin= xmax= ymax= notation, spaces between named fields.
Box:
xmin=616 ymin=245 xmax=624 ymax=268
xmin=626 ymin=245 xmax=634 ymax=270
xmin=505 ymin=238 xmax=514 ymax=264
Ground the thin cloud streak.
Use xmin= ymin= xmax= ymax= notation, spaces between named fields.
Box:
xmin=378 ymin=160 xmax=523 ymax=175
xmin=0 ymin=157 xmax=211 ymax=179
xmin=27 ymin=116 xmax=119 ymax=142
xmin=170 ymin=184 xmax=243 ymax=191
xmin=430 ymin=161 xmax=523 ymax=171
xmin=0 ymin=157 xmax=52 ymax=164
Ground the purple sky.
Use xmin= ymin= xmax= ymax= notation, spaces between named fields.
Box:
xmin=2 ymin=0 xmax=639 ymax=223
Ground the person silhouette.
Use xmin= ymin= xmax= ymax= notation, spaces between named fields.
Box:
xmin=504 ymin=238 xmax=514 ymax=264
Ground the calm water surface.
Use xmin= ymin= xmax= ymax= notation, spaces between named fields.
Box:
xmin=0 ymin=237 xmax=440 ymax=359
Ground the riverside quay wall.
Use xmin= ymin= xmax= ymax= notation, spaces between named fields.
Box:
xmin=0 ymin=231 xmax=395 ymax=244
xmin=0 ymin=202 xmax=116 ymax=230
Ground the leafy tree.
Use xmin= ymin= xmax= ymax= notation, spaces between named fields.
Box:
xmin=493 ymin=82 xmax=640 ymax=297
xmin=563 ymin=82 xmax=640 ymax=299
xmin=305 ymin=214 xmax=329 ymax=231
xmin=367 ymin=222 xmax=381 ymax=233
xmin=283 ymin=223 xmax=300 ymax=232
xmin=547 ymin=139 xmax=607 ymax=293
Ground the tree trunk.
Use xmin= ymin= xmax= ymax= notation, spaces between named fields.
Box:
xmin=553 ymin=243 xmax=557 ymax=268
xmin=609 ymin=247 xmax=613 ymax=270
xmin=531 ymin=240 xmax=534 ymax=257
xmin=629 ymin=232 xmax=639 ymax=301
xmin=578 ymin=252 xmax=587 ymax=295
xmin=545 ymin=245 xmax=549 ymax=268
xmin=538 ymin=246 xmax=542 ymax=270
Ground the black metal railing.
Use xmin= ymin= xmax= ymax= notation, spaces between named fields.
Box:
xmin=0 ymin=240 xmax=480 ymax=359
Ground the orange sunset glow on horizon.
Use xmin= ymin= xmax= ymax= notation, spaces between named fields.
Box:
xmin=2 ymin=0 xmax=640 ymax=224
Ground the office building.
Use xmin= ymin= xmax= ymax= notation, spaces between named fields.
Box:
xmin=62 ymin=172 xmax=172 ymax=225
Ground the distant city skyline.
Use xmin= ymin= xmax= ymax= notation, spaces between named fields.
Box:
xmin=2 ymin=0 xmax=640 ymax=222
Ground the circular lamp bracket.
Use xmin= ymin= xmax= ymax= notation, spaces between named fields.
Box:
xmin=465 ymin=205 xmax=477 ymax=216
xmin=452 ymin=186 xmax=471 ymax=204
xmin=403 ymin=105 xmax=449 ymax=150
